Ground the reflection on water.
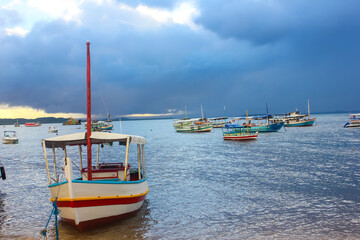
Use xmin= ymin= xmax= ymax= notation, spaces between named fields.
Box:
xmin=0 ymin=193 xmax=6 ymax=231
xmin=0 ymin=114 xmax=360 ymax=239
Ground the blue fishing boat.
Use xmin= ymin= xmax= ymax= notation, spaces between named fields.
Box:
xmin=231 ymin=114 xmax=284 ymax=133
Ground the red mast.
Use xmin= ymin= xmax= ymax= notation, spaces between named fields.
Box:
xmin=86 ymin=41 xmax=92 ymax=181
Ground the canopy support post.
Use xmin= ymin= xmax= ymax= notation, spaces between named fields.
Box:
xmin=96 ymin=144 xmax=100 ymax=167
xmin=137 ymin=144 xmax=141 ymax=180
xmin=79 ymin=145 xmax=83 ymax=170
xmin=42 ymin=140 xmax=51 ymax=185
xmin=142 ymin=144 xmax=145 ymax=178
xmin=52 ymin=146 xmax=57 ymax=182
xmin=123 ymin=137 xmax=130 ymax=181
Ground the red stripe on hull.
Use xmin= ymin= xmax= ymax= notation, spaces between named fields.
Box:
xmin=53 ymin=195 xmax=146 ymax=208
xmin=223 ymin=135 xmax=257 ymax=141
xmin=61 ymin=209 xmax=140 ymax=232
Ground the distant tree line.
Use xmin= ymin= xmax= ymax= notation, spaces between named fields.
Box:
xmin=0 ymin=117 xmax=75 ymax=125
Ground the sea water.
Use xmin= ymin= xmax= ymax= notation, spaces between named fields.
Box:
xmin=0 ymin=113 xmax=359 ymax=239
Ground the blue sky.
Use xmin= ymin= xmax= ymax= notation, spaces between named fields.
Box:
xmin=0 ymin=0 xmax=359 ymax=119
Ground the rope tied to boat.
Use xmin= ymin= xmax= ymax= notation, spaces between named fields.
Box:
xmin=41 ymin=197 xmax=60 ymax=240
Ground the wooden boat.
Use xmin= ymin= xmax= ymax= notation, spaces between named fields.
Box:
xmin=85 ymin=120 xmax=114 ymax=131
xmin=222 ymin=125 xmax=258 ymax=141
xmin=174 ymin=105 xmax=213 ymax=133
xmin=344 ymin=113 xmax=360 ymax=128
xmin=173 ymin=118 xmax=213 ymax=132
xmin=231 ymin=115 xmax=284 ymax=133
xmin=209 ymin=117 xmax=231 ymax=128
xmin=25 ymin=122 xmax=41 ymax=127
xmin=63 ymin=118 xmax=81 ymax=125
xmin=270 ymin=100 xmax=316 ymax=127
xmin=222 ymin=110 xmax=258 ymax=141
xmin=41 ymin=41 xmax=148 ymax=231
xmin=2 ymin=131 xmax=19 ymax=144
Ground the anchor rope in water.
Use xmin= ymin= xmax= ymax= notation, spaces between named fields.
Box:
xmin=41 ymin=174 xmax=64 ymax=240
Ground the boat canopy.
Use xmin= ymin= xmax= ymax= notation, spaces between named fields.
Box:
xmin=174 ymin=118 xmax=203 ymax=123
xmin=232 ymin=114 xmax=272 ymax=120
xmin=209 ymin=117 xmax=229 ymax=120
xmin=224 ymin=124 xmax=247 ymax=128
xmin=43 ymin=131 xmax=146 ymax=148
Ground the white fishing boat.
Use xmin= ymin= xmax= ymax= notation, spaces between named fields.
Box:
xmin=41 ymin=41 xmax=148 ymax=231
xmin=48 ymin=126 xmax=58 ymax=133
xmin=344 ymin=113 xmax=360 ymax=128
xmin=2 ymin=131 xmax=19 ymax=144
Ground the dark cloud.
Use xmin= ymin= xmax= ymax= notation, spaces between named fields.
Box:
xmin=0 ymin=0 xmax=359 ymax=118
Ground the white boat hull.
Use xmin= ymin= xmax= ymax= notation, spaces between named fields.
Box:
xmin=2 ymin=138 xmax=19 ymax=144
xmin=49 ymin=179 xmax=148 ymax=231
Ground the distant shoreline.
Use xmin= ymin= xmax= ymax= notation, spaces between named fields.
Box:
xmin=0 ymin=117 xmax=174 ymax=125
xmin=0 ymin=111 xmax=357 ymax=125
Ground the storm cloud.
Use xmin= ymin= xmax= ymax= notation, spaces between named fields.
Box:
xmin=0 ymin=0 xmax=359 ymax=118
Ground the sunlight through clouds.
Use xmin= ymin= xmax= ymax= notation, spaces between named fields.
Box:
xmin=5 ymin=26 xmax=28 ymax=37
xmin=27 ymin=0 xmax=82 ymax=23
xmin=136 ymin=1 xmax=200 ymax=28
xmin=0 ymin=104 xmax=86 ymax=119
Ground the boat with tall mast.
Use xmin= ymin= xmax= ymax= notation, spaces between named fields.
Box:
xmin=41 ymin=41 xmax=148 ymax=231
xmin=222 ymin=110 xmax=258 ymax=141
xmin=270 ymin=99 xmax=316 ymax=127
xmin=173 ymin=105 xmax=213 ymax=133
xmin=231 ymin=115 xmax=284 ymax=133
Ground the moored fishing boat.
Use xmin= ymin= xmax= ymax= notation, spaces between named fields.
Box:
xmin=2 ymin=131 xmax=19 ymax=144
xmin=344 ymin=113 xmax=360 ymax=128
xmin=85 ymin=120 xmax=114 ymax=131
xmin=25 ymin=122 xmax=41 ymax=127
xmin=270 ymin=99 xmax=316 ymax=127
xmin=273 ymin=111 xmax=316 ymax=127
xmin=63 ymin=118 xmax=82 ymax=125
xmin=41 ymin=41 xmax=148 ymax=232
xmin=222 ymin=110 xmax=258 ymax=141
xmin=209 ymin=117 xmax=231 ymax=128
xmin=232 ymin=115 xmax=284 ymax=133
xmin=48 ymin=126 xmax=58 ymax=133
xmin=173 ymin=118 xmax=213 ymax=132
xmin=173 ymin=105 xmax=213 ymax=133
xmin=222 ymin=125 xmax=258 ymax=141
